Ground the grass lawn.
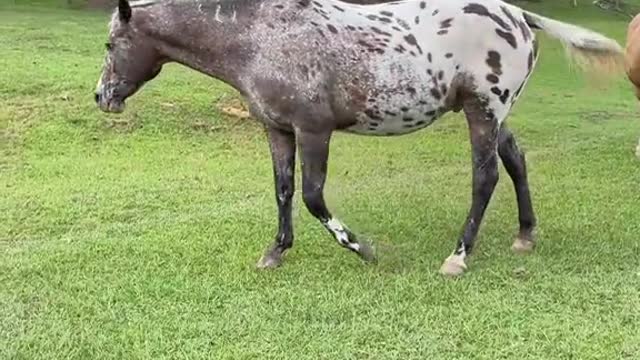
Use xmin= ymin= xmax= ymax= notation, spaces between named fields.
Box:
xmin=1 ymin=2 xmax=639 ymax=359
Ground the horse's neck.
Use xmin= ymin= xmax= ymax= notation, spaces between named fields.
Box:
xmin=142 ymin=0 xmax=264 ymax=89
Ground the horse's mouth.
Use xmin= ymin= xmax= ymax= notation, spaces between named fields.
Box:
xmin=98 ymin=99 xmax=126 ymax=113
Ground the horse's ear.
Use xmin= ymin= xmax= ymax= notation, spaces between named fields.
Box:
xmin=118 ymin=0 xmax=132 ymax=22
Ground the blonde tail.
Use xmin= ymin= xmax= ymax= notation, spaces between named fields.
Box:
xmin=523 ymin=10 xmax=624 ymax=77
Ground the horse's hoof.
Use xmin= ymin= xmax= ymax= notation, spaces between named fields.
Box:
xmin=439 ymin=254 xmax=467 ymax=277
xmin=256 ymin=246 xmax=285 ymax=270
xmin=357 ymin=241 xmax=377 ymax=263
xmin=511 ymin=237 xmax=536 ymax=254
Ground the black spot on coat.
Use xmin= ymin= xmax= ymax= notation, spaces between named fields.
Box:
xmin=500 ymin=6 xmax=518 ymax=28
xmin=440 ymin=18 xmax=453 ymax=29
xmin=403 ymin=34 xmax=423 ymax=54
xmin=371 ymin=27 xmax=391 ymax=37
xmin=486 ymin=50 xmax=502 ymax=75
xmin=495 ymin=29 xmax=517 ymax=48
xmin=519 ymin=20 xmax=532 ymax=41
xmin=499 ymin=89 xmax=510 ymax=104
xmin=463 ymin=3 xmax=511 ymax=31
xmin=486 ymin=74 xmax=499 ymax=83
xmin=397 ymin=18 xmax=411 ymax=30
xmin=364 ymin=109 xmax=383 ymax=120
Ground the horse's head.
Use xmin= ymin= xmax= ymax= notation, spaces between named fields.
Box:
xmin=95 ymin=0 xmax=164 ymax=113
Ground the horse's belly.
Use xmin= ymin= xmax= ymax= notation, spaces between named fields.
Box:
xmin=338 ymin=55 xmax=454 ymax=136
xmin=344 ymin=99 xmax=445 ymax=136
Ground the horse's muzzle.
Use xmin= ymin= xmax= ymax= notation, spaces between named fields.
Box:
xmin=95 ymin=90 xmax=126 ymax=113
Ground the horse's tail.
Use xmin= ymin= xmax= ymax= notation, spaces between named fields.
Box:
xmin=522 ymin=10 xmax=624 ymax=77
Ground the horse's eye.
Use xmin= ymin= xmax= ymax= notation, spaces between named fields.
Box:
xmin=105 ymin=42 xmax=112 ymax=51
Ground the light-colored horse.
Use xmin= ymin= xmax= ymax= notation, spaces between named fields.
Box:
xmin=625 ymin=13 xmax=640 ymax=158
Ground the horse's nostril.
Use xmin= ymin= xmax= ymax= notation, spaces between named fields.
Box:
xmin=94 ymin=93 xmax=100 ymax=103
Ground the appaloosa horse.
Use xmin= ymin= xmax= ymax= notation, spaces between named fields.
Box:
xmin=624 ymin=13 xmax=640 ymax=158
xmin=95 ymin=0 xmax=624 ymax=276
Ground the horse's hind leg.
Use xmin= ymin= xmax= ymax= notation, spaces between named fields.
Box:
xmin=440 ymin=96 xmax=500 ymax=276
xmin=498 ymin=126 xmax=537 ymax=253
xmin=295 ymin=129 xmax=376 ymax=262
xmin=257 ymin=126 xmax=296 ymax=269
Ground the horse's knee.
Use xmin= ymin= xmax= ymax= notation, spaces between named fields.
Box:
xmin=276 ymin=181 xmax=294 ymax=203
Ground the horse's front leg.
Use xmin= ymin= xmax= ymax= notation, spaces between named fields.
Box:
xmin=296 ymin=129 xmax=376 ymax=262
xmin=257 ymin=126 xmax=296 ymax=269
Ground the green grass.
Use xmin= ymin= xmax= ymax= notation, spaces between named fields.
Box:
xmin=1 ymin=3 xmax=639 ymax=359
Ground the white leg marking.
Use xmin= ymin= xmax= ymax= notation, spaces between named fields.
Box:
xmin=214 ymin=5 xmax=223 ymax=23
xmin=326 ymin=218 xmax=360 ymax=252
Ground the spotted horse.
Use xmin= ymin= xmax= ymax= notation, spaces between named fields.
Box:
xmin=95 ymin=0 xmax=624 ymax=276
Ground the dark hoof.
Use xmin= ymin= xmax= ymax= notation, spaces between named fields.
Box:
xmin=256 ymin=245 xmax=286 ymax=270
xmin=357 ymin=241 xmax=377 ymax=263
